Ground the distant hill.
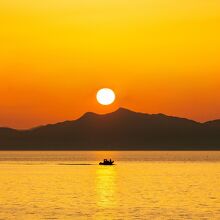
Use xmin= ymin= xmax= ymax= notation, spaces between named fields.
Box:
xmin=0 ymin=108 xmax=220 ymax=150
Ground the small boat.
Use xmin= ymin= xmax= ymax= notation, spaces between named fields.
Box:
xmin=99 ymin=159 xmax=114 ymax=165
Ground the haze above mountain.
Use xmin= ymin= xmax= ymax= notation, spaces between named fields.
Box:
xmin=0 ymin=108 xmax=220 ymax=150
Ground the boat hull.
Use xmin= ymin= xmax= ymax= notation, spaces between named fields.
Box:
xmin=99 ymin=162 xmax=114 ymax=165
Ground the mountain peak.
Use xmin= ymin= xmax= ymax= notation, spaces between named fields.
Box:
xmin=80 ymin=108 xmax=135 ymax=119
xmin=80 ymin=111 xmax=99 ymax=120
xmin=114 ymin=107 xmax=136 ymax=114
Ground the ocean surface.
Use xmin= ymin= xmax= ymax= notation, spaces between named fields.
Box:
xmin=1 ymin=151 xmax=220 ymax=220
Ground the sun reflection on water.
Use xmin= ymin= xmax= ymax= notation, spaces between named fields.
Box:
xmin=95 ymin=166 xmax=117 ymax=209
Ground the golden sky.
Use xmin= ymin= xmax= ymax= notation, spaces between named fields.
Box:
xmin=1 ymin=0 xmax=220 ymax=129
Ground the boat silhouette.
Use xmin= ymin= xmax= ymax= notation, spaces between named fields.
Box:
xmin=99 ymin=159 xmax=114 ymax=165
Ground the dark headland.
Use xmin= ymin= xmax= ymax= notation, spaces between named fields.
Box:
xmin=0 ymin=108 xmax=220 ymax=150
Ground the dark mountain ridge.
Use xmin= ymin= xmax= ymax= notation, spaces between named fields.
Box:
xmin=0 ymin=108 xmax=220 ymax=150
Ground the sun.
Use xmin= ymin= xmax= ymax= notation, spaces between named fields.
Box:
xmin=96 ymin=88 xmax=115 ymax=105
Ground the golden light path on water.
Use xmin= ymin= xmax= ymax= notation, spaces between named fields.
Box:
xmin=0 ymin=151 xmax=220 ymax=219
xmin=96 ymin=167 xmax=117 ymax=215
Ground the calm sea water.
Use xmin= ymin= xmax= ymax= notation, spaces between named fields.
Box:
xmin=1 ymin=151 xmax=220 ymax=220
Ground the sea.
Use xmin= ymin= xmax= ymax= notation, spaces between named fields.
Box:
xmin=0 ymin=151 xmax=220 ymax=219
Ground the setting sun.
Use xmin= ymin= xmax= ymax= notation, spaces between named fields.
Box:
xmin=96 ymin=88 xmax=115 ymax=106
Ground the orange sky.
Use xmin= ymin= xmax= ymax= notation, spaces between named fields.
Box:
xmin=0 ymin=0 xmax=220 ymax=129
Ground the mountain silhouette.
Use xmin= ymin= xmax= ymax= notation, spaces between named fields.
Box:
xmin=0 ymin=108 xmax=220 ymax=150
